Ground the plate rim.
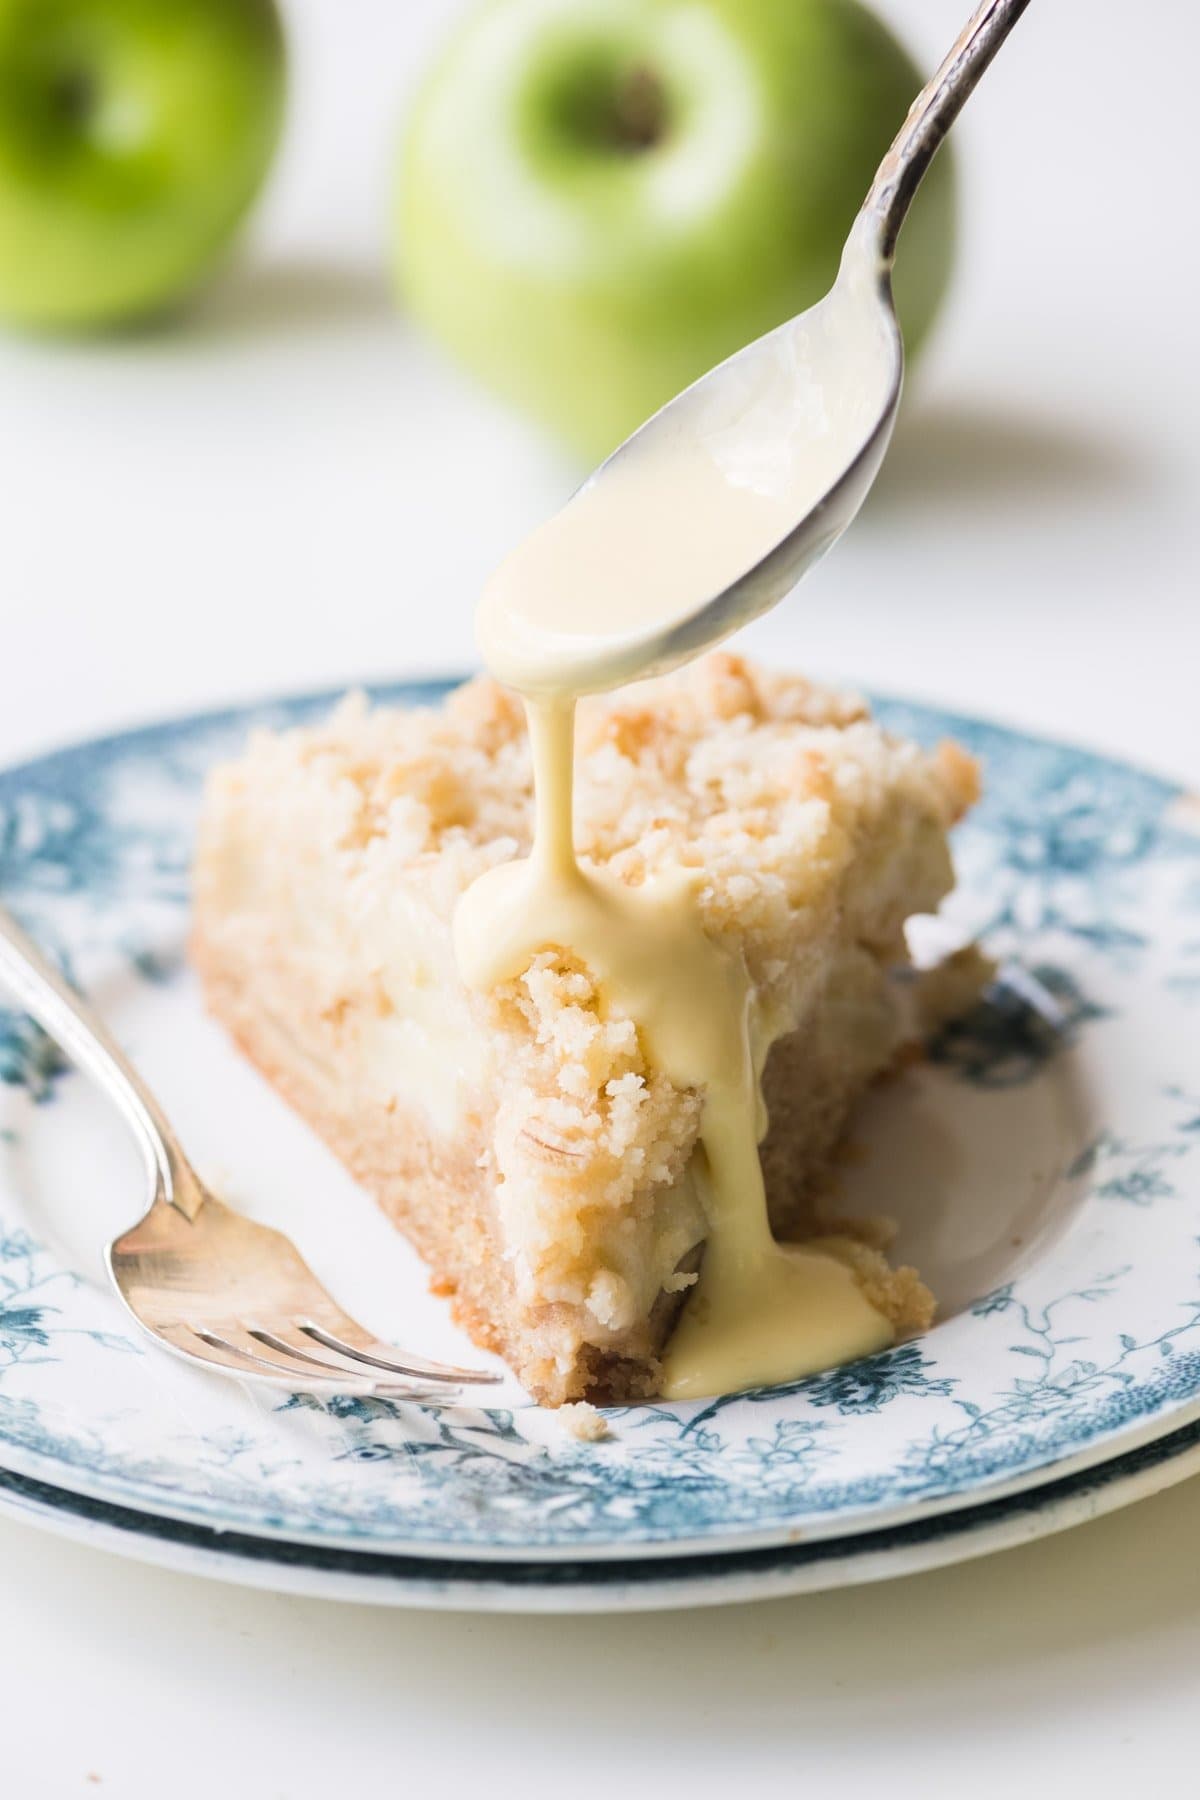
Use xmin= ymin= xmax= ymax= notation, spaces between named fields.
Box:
xmin=3 ymin=1412 xmax=1199 ymax=1614
xmin=3 ymin=1380 xmax=1200 ymax=1567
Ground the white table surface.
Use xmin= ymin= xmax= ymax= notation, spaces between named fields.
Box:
xmin=1 ymin=2 xmax=1197 ymax=1793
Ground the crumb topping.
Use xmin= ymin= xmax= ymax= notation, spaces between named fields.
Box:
xmin=557 ymin=1401 xmax=611 ymax=1442
xmin=201 ymin=653 xmax=975 ymax=1335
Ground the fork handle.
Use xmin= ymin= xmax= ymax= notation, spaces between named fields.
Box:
xmin=857 ymin=0 xmax=1033 ymax=264
xmin=0 ymin=902 xmax=200 ymax=1220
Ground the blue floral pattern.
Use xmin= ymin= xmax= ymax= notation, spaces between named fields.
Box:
xmin=0 ymin=1217 xmax=137 ymax=1372
xmin=0 ymin=681 xmax=1197 ymax=1558
xmin=0 ymin=1012 xmax=63 ymax=1099
xmin=925 ymin=962 xmax=1105 ymax=1087
xmin=795 ymin=1343 xmax=958 ymax=1413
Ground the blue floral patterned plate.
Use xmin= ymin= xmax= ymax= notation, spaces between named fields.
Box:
xmin=1 ymin=680 xmax=1198 ymax=1568
xmin=4 ymin=1408 xmax=1200 ymax=1612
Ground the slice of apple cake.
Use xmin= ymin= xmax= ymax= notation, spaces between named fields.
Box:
xmin=192 ymin=653 xmax=978 ymax=1405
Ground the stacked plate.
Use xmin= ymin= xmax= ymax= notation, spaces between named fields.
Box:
xmin=1 ymin=679 xmax=1197 ymax=1612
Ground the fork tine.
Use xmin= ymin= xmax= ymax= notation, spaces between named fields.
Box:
xmin=192 ymin=1326 xmax=374 ymax=1390
xmin=184 ymin=1326 xmax=446 ymax=1401
xmin=245 ymin=1324 xmax=460 ymax=1400
xmin=297 ymin=1320 xmax=502 ymax=1385
xmin=155 ymin=1324 xmax=349 ymax=1391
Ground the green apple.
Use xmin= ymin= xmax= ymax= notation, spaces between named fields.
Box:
xmin=0 ymin=0 xmax=285 ymax=329
xmin=398 ymin=0 xmax=955 ymax=462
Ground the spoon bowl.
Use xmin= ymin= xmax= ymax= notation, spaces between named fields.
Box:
xmin=578 ymin=227 xmax=903 ymax=689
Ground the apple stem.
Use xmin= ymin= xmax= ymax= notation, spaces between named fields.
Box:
xmin=612 ymin=66 xmax=665 ymax=152
xmin=50 ymin=67 xmax=96 ymax=130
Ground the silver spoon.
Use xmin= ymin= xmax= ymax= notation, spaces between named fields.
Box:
xmin=478 ymin=0 xmax=1031 ymax=699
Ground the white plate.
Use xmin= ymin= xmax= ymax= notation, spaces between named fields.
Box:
xmin=3 ymin=1411 xmax=1198 ymax=1614
xmin=1 ymin=680 xmax=1198 ymax=1572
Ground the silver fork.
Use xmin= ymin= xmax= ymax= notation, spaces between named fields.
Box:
xmin=0 ymin=902 xmax=500 ymax=1401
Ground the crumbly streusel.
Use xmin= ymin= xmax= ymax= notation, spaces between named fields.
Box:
xmin=193 ymin=654 xmax=977 ymax=1402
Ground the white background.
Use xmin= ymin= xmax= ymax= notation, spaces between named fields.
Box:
xmin=1 ymin=1 xmax=1198 ymax=1794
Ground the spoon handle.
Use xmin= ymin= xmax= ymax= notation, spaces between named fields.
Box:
xmin=859 ymin=0 xmax=1032 ymax=264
